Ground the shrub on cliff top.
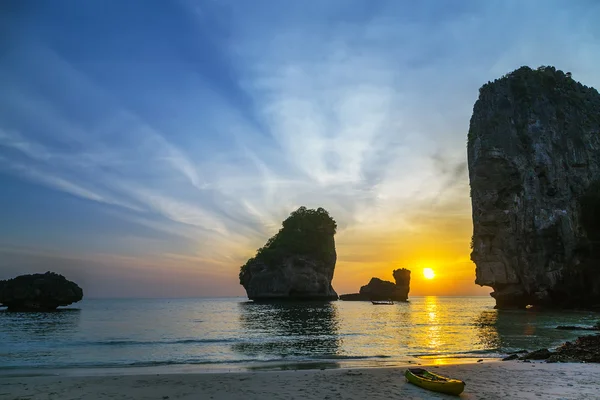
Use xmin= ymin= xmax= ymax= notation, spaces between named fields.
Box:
xmin=468 ymin=65 xmax=600 ymax=144
xmin=239 ymin=207 xmax=337 ymax=282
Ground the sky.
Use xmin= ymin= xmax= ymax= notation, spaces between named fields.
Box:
xmin=1 ymin=0 xmax=599 ymax=298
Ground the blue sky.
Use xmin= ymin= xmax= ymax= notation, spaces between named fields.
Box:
xmin=1 ymin=0 xmax=599 ymax=297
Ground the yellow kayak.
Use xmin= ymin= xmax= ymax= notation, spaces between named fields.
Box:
xmin=405 ymin=368 xmax=465 ymax=396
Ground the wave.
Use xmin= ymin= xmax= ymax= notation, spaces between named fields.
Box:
xmin=123 ymin=359 xmax=252 ymax=368
xmin=124 ymin=354 xmax=396 ymax=367
xmin=70 ymin=338 xmax=240 ymax=347
xmin=411 ymin=349 xmax=503 ymax=359
xmin=0 ymin=353 xmax=400 ymax=371
xmin=0 ymin=359 xmax=251 ymax=370
xmin=312 ymin=354 xmax=392 ymax=360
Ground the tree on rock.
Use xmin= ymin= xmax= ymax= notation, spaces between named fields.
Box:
xmin=239 ymin=206 xmax=338 ymax=301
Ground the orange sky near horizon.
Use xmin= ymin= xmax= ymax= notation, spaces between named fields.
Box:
xmin=333 ymin=257 xmax=491 ymax=297
xmin=323 ymin=180 xmax=492 ymax=297
xmin=331 ymin=230 xmax=492 ymax=297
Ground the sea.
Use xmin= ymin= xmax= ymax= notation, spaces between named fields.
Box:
xmin=1 ymin=296 xmax=598 ymax=375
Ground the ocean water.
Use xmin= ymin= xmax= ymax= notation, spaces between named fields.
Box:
xmin=1 ymin=296 xmax=598 ymax=373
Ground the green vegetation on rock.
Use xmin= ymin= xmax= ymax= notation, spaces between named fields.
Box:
xmin=239 ymin=206 xmax=337 ymax=283
xmin=468 ymin=66 xmax=600 ymax=144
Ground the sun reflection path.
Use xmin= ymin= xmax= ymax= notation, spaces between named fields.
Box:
xmin=424 ymin=296 xmax=442 ymax=351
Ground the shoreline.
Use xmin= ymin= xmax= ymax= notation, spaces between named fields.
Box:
xmin=0 ymin=356 xmax=499 ymax=378
xmin=2 ymin=360 xmax=599 ymax=399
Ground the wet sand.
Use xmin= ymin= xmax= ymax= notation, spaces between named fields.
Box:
xmin=2 ymin=361 xmax=599 ymax=399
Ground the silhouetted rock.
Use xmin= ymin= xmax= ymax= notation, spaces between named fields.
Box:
xmin=502 ymin=354 xmax=519 ymax=361
xmin=0 ymin=272 xmax=83 ymax=311
xmin=239 ymin=207 xmax=338 ymax=301
xmin=468 ymin=66 xmax=600 ymax=309
xmin=392 ymin=268 xmax=411 ymax=299
xmin=340 ymin=268 xmax=411 ymax=301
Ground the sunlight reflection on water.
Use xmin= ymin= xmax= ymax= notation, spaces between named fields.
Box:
xmin=1 ymin=296 xmax=598 ymax=370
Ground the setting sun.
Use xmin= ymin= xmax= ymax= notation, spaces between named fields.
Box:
xmin=423 ymin=268 xmax=436 ymax=280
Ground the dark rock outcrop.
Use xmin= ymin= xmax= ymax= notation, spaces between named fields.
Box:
xmin=547 ymin=334 xmax=600 ymax=363
xmin=392 ymin=268 xmax=411 ymax=299
xmin=239 ymin=207 xmax=338 ymax=301
xmin=468 ymin=66 xmax=600 ymax=309
xmin=0 ymin=272 xmax=83 ymax=311
xmin=340 ymin=268 xmax=411 ymax=301
xmin=521 ymin=348 xmax=552 ymax=360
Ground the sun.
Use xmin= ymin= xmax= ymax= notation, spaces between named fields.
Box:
xmin=423 ymin=268 xmax=436 ymax=280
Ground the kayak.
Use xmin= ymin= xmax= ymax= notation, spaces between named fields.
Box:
xmin=405 ymin=368 xmax=465 ymax=396
xmin=371 ymin=300 xmax=393 ymax=305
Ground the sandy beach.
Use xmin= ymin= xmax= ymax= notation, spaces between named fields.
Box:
xmin=2 ymin=361 xmax=600 ymax=400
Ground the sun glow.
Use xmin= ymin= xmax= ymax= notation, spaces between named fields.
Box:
xmin=423 ymin=268 xmax=436 ymax=280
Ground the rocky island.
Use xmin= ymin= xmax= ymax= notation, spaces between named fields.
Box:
xmin=239 ymin=206 xmax=338 ymax=301
xmin=340 ymin=268 xmax=411 ymax=301
xmin=0 ymin=271 xmax=84 ymax=311
xmin=468 ymin=66 xmax=600 ymax=309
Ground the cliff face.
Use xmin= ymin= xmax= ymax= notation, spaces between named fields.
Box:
xmin=339 ymin=268 xmax=411 ymax=301
xmin=239 ymin=207 xmax=338 ymax=301
xmin=468 ymin=66 xmax=600 ymax=309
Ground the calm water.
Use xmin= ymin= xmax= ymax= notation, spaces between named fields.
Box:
xmin=1 ymin=296 xmax=598 ymax=372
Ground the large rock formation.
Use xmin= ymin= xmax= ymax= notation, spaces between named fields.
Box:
xmin=0 ymin=272 xmax=84 ymax=311
xmin=468 ymin=66 xmax=600 ymax=309
xmin=239 ymin=207 xmax=338 ymax=301
xmin=340 ymin=268 xmax=411 ymax=301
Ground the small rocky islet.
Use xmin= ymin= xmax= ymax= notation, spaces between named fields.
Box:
xmin=239 ymin=206 xmax=339 ymax=301
xmin=0 ymin=271 xmax=83 ymax=311
xmin=339 ymin=269 xmax=411 ymax=301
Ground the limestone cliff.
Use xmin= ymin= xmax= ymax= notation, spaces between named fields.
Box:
xmin=340 ymin=268 xmax=411 ymax=301
xmin=468 ymin=66 xmax=600 ymax=309
xmin=239 ymin=207 xmax=338 ymax=301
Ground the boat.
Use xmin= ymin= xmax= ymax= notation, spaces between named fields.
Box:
xmin=371 ymin=300 xmax=393 ymax=305
xmin=405 ymin=368 xmax=465 ymax=396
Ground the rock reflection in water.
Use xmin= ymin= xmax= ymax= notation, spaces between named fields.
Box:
xmin=473 ymin=307 xmax=600 ymax=353
xmin=474 ymin=309 xmax=548 ymax=352
xmin=0 ymin=308 xmax=81 ymax=340
xmin=233 ymin=302 xmax=340 ymax=359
